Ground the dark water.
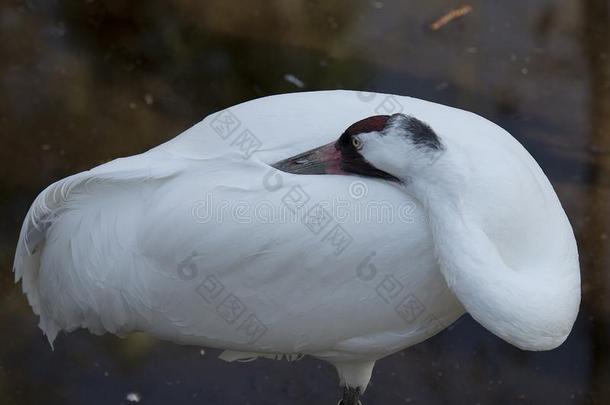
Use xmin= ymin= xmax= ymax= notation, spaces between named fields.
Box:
xmin=1 ymin=1 xmax=609 ymax=404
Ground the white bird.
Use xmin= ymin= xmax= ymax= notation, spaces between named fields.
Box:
xmin=13 ymin=90 xmax=580 ymax=405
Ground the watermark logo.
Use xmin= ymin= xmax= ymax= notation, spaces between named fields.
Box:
xmin=282 ymin=185 xmax=311 ymax=214
xmin=210 ymin=109 xmax=262 ymax=159
xmin=355 ymin=251 xmax=445 ymax=330
xmin=210 ymin=109 xmax=241 ymax=140
xmin=177 ymin=255 xmax=269 ymax=344
xmin=279 ymin=185 xmax=354 ymax=256
xmin=230 ymin=129 xmax=263 ymax=159
xmin=348 ymin=181 xmax=368 ymax=200
xmin=321 ymin=224 xmax=354 ymax=255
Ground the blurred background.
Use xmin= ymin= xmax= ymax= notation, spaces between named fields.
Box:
xmin=1 ymin=0 xmax=609 ymax=404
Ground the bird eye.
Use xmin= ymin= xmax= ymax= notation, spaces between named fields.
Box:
xmin=352 ymin=137 xmax=362 ymax=150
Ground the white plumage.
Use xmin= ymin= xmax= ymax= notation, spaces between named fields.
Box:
xmin=13 ymin=90 xmax=580 ymax=400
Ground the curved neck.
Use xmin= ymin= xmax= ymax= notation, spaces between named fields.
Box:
xmin=404 ymin=166 xmax=579 ymax=350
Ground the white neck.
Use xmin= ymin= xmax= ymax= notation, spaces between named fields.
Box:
xmin=403 ymin=153 xmax=580 ymax=350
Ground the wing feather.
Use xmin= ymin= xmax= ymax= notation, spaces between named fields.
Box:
xmin=13 ymin=153 xmax=184 ymax=345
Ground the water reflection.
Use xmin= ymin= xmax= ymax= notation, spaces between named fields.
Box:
xmin=0 ymin=1 xmax=608 ymax=404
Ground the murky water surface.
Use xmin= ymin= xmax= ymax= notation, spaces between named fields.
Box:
xmin=1 ymin=1 xmax=609 ymax=404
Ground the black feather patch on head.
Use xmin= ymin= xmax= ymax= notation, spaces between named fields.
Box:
xmin=387 ymin=113 xmax=443 ymax=150
xmin=334 ymin=115 xmax=399 ymax=182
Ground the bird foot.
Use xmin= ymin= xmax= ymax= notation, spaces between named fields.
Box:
xmin=337 ymin=386 xmax=362 ymax=405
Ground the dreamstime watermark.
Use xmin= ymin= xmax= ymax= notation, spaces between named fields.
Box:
xmin=191 ymin=191 xmax=416 ymax=226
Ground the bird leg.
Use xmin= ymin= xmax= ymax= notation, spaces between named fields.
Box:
xmin=338 ymin=386 xmax=361 ymax=405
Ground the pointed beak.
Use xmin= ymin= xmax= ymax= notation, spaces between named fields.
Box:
xmin=271 ymin=142 xmax=346 ymax=175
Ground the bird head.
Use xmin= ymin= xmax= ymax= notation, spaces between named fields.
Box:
xmin=272 ymin=113 xmax=444 ymax=183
